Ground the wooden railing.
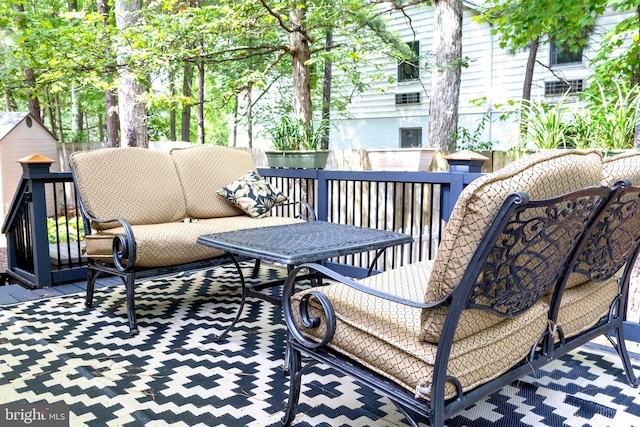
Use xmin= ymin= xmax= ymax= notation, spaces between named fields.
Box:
xmin=1 ymin=155 xmax=482 ymax=288
xmin=4 ymin=153 xmax=640 ymax=344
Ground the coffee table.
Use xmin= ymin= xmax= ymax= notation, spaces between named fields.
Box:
xmin=197 ymin=221 xmax=413 ymax=341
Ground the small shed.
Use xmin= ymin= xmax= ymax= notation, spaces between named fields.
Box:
xmin=0 ymin=113 xmax=60 ymax=218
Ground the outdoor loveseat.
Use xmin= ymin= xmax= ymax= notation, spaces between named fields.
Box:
xmin=70 ymin=145 xmax=310 ymax=337
xmin=281 ymin=149 xmax=640 ymax=426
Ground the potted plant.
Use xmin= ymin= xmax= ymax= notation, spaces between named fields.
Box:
xmin=367 ymin=147 xmax=437 ymax=171
xmin=265 ymin=115 xmax=330 ymax=169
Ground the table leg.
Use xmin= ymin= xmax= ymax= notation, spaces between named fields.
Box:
xmin=367 ymin=248 xmax=386 ymax=276
xmin=213 ymin=253 xmax=247 ymax=342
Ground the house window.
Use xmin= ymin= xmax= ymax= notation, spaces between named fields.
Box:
xmin=398 ymin=41 xmax=420 ymax=82
xmin=400 ymin=128 xmax=422 ymax=148
xmin=545 ymin=79 xmax=585 ymax=96
xmin=550 ymin=42 xmax=583 ymax=66
xmin=395 ymin=92 xmax=421 ymax=105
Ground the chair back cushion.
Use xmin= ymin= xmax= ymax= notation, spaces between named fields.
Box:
xmin=70 ymin=147 xmax=187 ymax=230
xmin=419 ymin=149 xmax=603 ymax=342
xmin=170 ymin=145 xmax=257 ymax=218
xmin=602 ymin=150 xmax=640 ymax=186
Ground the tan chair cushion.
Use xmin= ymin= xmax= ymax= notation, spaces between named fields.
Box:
xmin=84 ymin=216 xmax=305 ymax=267
xmin=170 ymin=145 xmax=258 ymax=219
xmin=70 ymin=148 xmax=187 ymax=230
xmin=602 ymin=150 xmax=640 ymax=186
xmin=84 ymin=222 xmax=226 ymax=267
xmin=292 ymin=279 xmax=549 ymax=400
xmin=421 ymin=150 xmax=603 ymax=341
xmin=546 ymin=276 xmax=620 ymax=340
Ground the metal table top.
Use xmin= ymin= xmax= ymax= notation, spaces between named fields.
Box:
xmin=197 ymin=221 xmax=414 ymax=265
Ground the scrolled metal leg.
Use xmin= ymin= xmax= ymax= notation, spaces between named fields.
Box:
xmin=85 ymin=266 xmax=99 ymax=308
xmin=124 ymin=272 xmax=139 ymax=336
xmin=608 ymin=326 xmax=639 ymax=387
xmin=281 ymin=341 xmax=303 ymax=426
xmin=213 ymin=254 xmax=247 ymax=342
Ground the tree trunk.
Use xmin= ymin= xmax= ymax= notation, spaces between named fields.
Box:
xmin=427 ymin=0 xmax=463 ymax=151
xmin=98 ymin=113 xmax=104 ymax=142
xmin=4 ymin=90 xmax=16 ymax=111
xmin=105 ymin=88 xmax=119 ymax=147
xmin=15 ymin=3 xmax=42 ymax=120
xmin=182 ymin=61 xmax=194 ymax=142
xmin=98 ymin=0 xmax=119 ymax=147
xmin=115 ymin=0 xmax=148 ymax=148
xmin=321 ymin=30 xmax=333 ymax=150
xmin=23 ymin=68 xmax=41 ymax=120
xmin=71 ymin=85 xmax=83 ymax=139
xmin=169 ymin=67 xmax=177 ymax=141
xmin=45 ymin=88 xmax=56 ymax=139
xmin=522 ymin=37 xmax=539 ymax=102
xmin=197 ymin=47 xmax=205 ymax=144
xmin=246 ymin=87 xmax=253 ymax=148
xmin=232 ymin=94 xmax=238 ymax=147
xmin=85 ymin=112 xmax=91 ymax=142
xmin=290 ymin=2 xmax=312 ymax=125
xmin=54 ymin=92 xmax=64 ymax=143
xmin=634 ymin=6 xmax=640 ymax=147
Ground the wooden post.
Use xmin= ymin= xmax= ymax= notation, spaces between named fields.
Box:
xmin=19 ymin=154 xmax=55 ymax=288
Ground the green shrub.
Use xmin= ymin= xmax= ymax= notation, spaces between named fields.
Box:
xmin=47 ymin=216 xmax=84 ymax=244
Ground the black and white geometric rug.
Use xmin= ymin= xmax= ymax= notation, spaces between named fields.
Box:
xmin=1 ymin=263 xmax=639 ymax=427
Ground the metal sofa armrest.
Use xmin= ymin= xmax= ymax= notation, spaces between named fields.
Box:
xmin=71 ymin=163 xmax=137 ymax=272
xmin=281 ymin=262 xmax=447 ymax=349
xmin=277 ymin=200 xmax=317 ymax=221
xmin=83 ymin=213 xmax=137 ymax=272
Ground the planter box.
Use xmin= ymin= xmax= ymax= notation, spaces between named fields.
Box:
xmin=265 ymin=150 xmax=330 ymax=169
xmin=367 ymin=148 xmax=436 ymax=171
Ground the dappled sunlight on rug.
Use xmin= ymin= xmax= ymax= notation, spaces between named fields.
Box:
xmin=1 ymin=262 xmax=639 ymax=426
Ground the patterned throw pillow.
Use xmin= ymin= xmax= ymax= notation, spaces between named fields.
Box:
xmin=216 ymin=171 xmax=288 ymax=218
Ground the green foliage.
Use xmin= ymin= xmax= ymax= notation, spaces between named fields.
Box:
xmin=4 ymin=0 xmax=637 ymax=153
xmin=589 ymin=1 xmax=640 ymax=91
xmin=47 ymin=216 xmax=84 ymax=244
xmin=576 ymin=82 xmax=640 ymax=151
xmin=519 ymin=94 xmax=573 ymax=150
xmin=475 ymin=0 xmax=607 ymax=52
xmin=68 ymin=130 xmax=88 ymax=143
xmin=1 ymin=0 xmax=423 ymax=146
xmin=453 ymin=97 xmax=509 ymax=151
xmin=512 ymin=82 xmax=640 ymax=151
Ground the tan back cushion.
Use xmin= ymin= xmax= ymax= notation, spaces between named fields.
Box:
xmin=425 ymin=149 xmax=603 ymax=303
xmin=419 ymin=149 xmax=603 ymax=342
xmin=70 ymin=147 xmax=187 ymax=230
xmin=602 ymin=150 xmax=640 ymax=186
xmin=170 ymin=145 xmax=257 ymax=218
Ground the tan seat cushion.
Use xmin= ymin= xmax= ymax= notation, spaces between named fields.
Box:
xmin=546 ymin=276 xmax=620 ymax=340
xmin=84 ymin=222 xmax=226 ymax=267
xmin=84 ymin=216 xmax=305 ymax=267
xmin=602 ymin=150 xmax=640 ymax=186
xmin=70 ymin=148 xmax=187 ymax=230
xmin=170 ymin=145 xmax=258 ymax=219
xmin=421 ymin=149 xmax=603 ymax=342
xmin=293 ymin=277 xmax=549 ymax=400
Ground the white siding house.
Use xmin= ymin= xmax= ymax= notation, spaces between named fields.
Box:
xmin=328 ymin=3 xmax=633 ymax=151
